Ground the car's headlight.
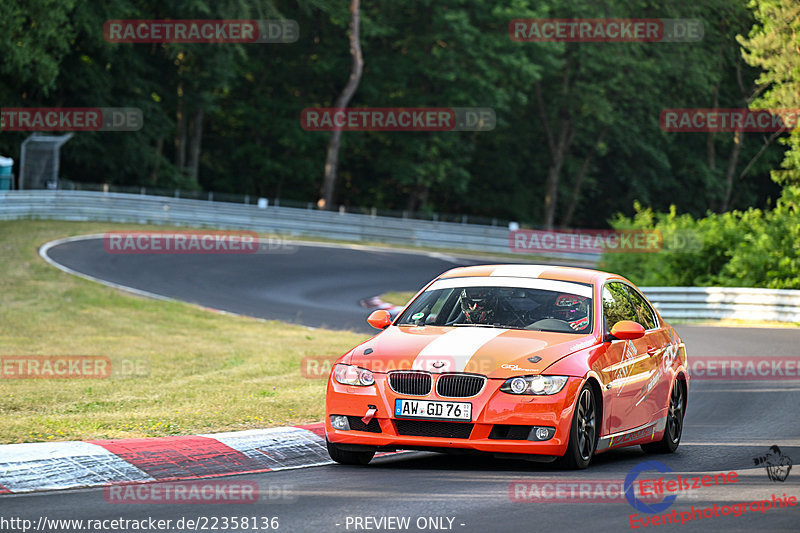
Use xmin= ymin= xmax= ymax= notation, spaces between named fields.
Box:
xmin=333 ymin=364 xmax=375 ymax=386
xmin=500 ymin=375 xmax=568 ymax=395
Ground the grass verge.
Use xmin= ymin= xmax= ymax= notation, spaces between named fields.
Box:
xmin=0 ymin=220 xmax=368 ymax=444
xmin=379 ymin=292 xmax=415 ymax=308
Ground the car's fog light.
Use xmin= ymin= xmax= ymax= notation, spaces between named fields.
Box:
xmin=527 ymin=426 xmax=555 ymax=441
xmin=330 ymin=415 xmax=350 ymax=430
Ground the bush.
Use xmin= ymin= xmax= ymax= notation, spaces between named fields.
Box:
xmin=601 ymin=186 xmax=800 ymax=288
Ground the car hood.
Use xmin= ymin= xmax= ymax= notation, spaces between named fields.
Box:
xmin=345 ymin=325 xmax=598 ymax=379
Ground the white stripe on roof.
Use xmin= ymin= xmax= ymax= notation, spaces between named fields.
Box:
xmin=429 ymin=276 xmax=592 ymax=298
xmin=489 ymin=265 xmax=551 ymax=278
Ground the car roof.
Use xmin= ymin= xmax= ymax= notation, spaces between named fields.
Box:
xmin=437 ymin=264 xmax=625 ymax=286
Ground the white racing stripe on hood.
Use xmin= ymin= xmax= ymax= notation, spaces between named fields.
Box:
xmin=414 ymin=328 xmax=507 ymax=373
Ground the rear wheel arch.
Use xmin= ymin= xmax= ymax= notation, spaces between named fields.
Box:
xmin=674 ymin=372 xmax=688 ymax=411
xmin=642 ymin=375 xmax=685 ymax=454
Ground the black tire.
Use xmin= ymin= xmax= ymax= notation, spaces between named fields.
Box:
xmin=642 ymin=380 xmax=685 ymax=454
xmin=326 ymin=439 xmax=375 ymax=465
xmin=557 ymin=384 xmax=598 ymax=469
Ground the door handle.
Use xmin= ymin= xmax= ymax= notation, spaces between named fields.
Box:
xmin=647 ymin=346 xmax=659 ymax=356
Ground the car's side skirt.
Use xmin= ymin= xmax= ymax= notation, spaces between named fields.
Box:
xmin=595 ymin=416 xmax=667 ymax=453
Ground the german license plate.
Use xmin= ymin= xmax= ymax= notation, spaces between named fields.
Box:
xmin=394 ymin=399 xmax=471 ymax=421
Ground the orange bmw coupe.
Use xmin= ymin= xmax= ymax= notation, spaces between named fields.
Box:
xmin=325 ymin=265 xmax=688 ymax=469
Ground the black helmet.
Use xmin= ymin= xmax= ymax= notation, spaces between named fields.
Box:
xmin=554 ymin=293 xmax=590 ymax=329
xmin=460 ymin=287 xmax=497 ymax=323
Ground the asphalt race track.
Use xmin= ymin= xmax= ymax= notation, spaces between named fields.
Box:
xmin=4 ymin=236 xmax=799 ymax=532
xmin=43 ymin=237 xmax=473 ymax=333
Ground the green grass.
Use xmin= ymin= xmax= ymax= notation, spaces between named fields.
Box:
xmin=0 ymin=220 xmax=368 ymax=443
xmin=380 ymin=291 xmax=416 ymax=307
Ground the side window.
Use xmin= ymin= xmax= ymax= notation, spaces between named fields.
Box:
xmin=624 ymin=286 xmax=658 ymax=330
xmin=602 ymin=282 xmax=638 ymax=332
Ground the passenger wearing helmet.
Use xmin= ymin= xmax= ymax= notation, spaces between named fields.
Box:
xmin=460 ymin=287 xmax=497 ymax=324
xmin=553 ymin=293 xmax=590 ymax=331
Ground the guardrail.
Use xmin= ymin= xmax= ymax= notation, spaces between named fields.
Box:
xmin=2 ymin=190 xmax=798 ymax=323
xmin=642 ymin=287 xmax=800 ymax=323
xmin=0 ymin=189 xmax=594 ymax=262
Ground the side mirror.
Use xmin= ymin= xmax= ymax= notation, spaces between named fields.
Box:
xmin=610 ymin=320 xmax=645 ymax=340
xmin=367 ymin=310 xmax=392 ymax=330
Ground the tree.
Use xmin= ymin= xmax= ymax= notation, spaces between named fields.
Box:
xmin=320 ymin=0 xmax=363 ymax=210
xmin=738 ymin=0 xmax=800 ymax=186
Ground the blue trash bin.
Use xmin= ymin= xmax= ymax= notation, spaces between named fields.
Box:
xmin=0 ymin=156 xmax=12 ymax=190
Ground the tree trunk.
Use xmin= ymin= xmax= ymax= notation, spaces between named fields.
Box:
xmin=188 ymin=108 xmax=204 ymax=184
xmin=720 ymin=130 xmax=744 ymax=212
xmin=720 ymin=57 xmax=759 ymax=211
xmin=542 ymin=119 xmax=573 ymax=229
xmin=707 ymin=86 xmax=718 ymax=172
xmin=320 ymin=0 xmax=363 ymax=209
xmin=406 ymin=184 xmax=430 ymax=213
xmin=536 ymin=49 xmax=574 ymax=229
xmin=149 ymin=137 xmax=164 ymax=184
xmin=174 ymin=90 xmax=187 ymax=171
xmin=562 ymin=127 xmax=608 ymax=227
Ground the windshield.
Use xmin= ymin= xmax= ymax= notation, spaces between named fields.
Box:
xmin=396 ymin=284 xmax=593 ymax=334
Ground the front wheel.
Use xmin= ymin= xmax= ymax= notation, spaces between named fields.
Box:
xmin=642 ymin=380 xmax=685 ymax=454
xmin=326 ymin=439 xmax=375 ymax=465
xmin=557 ymin=384 xmax=597 ymax=469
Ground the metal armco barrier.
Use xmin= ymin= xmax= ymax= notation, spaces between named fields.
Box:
xmin=0 ymin=190 xmax=593 ymax=261
xmin=2 ymin=190 xmax=798 ymax=323
xmin=641 ymin=287 xmax=800 ymax=323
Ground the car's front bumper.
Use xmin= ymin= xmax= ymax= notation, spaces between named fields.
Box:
xmin=325 ymin=373 xmax=583 ymax=457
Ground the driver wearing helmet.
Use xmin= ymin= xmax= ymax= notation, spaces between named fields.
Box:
xmin=459 ymin=287 xmax=497 ymax=324
xmin=553 ymin=293 xmax=590 ymax=331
